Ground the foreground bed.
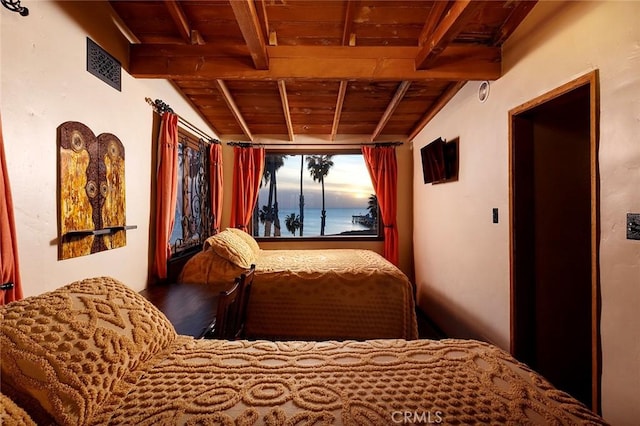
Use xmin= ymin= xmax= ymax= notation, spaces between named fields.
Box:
xmin=179 ymin=229 xmax=418 ymax=340
xmin=0 ymin=277 xmax=605 ymax=425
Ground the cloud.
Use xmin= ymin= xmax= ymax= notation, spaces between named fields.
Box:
xmin=258 ymin=154 xmax=375 ymax=210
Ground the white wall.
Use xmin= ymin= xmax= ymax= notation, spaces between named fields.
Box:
xmin=412 ymin=2 xmax=639 ymax=424
xmin=1 ymin=1 xmax=216 ymax=294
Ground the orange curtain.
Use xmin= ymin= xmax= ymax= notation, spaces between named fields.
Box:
xmin=152 ymin=112 xmax=179 ymax=280
xmin=230 ymin=145 xmax=265 ymax=230
xmin=362 ymin=145 xmax=399 ymax=266
xmin=209 ymin=142 xmax=224 ymax=233
xmin=0 ymin=113 xmax=23 ymax=304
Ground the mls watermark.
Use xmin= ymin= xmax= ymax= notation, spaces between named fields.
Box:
xmin=391 ymin=410 xmax=444 ymax=424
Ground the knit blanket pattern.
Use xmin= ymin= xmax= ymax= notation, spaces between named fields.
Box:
xmin=181 ymin=248 xmax=419 ymax=340
xmin=94 ymin=337 xmax=605 ymax=425
xmin=1 ymin=276 xmax=606 ymax=425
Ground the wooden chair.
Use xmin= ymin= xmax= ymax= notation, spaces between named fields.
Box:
xmin=200 ymin=264 xmax=255 ymax=339
xmin=232 ymin=264 xmax=255 ymax=339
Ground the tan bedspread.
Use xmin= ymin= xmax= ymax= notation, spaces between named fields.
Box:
xmin=248 ymin=249 xmax=417 ymax=340
xmin=180 ymin=248 xmax=418 ymax=340
xmin=0 ymin=276 xmax=606 ymax=426
xmin=93 ymin=337 xmax=605 ymax=425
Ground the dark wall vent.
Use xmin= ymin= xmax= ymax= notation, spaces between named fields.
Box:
xmin=86 ymin=38 xmax=121 ymax=91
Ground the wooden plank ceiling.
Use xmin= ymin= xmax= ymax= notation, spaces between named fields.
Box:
xmin=109 ymin=0 xmax=536 ymax=142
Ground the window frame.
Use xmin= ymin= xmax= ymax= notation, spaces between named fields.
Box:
xmin=252 ymin=148 xmax=382 ymax=242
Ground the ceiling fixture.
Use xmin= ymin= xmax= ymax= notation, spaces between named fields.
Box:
xmin=1 ymin=0 xmax=28 ymax=16
xmin=478 ymin=81 xmax=490 ymax=102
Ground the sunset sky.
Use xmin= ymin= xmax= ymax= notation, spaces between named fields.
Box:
xmin=256 ymin=154 xmax=375 ymax=210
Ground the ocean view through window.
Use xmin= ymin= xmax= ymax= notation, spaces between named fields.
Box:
xmin=252 ymin=152 xmax=379 ymax=238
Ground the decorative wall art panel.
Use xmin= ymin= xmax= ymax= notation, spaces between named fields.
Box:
xmin=58 ymin=121 xmax=132 ymax=260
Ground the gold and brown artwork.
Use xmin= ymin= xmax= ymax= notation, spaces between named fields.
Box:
xmin=58 ymin=122 xmax=126 ymax=259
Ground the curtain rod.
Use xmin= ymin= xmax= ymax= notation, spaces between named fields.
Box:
xmin=145 ymin=97 xmax=220 ymax=145
xmin=226 ymin=141 xmax=403 ymax=147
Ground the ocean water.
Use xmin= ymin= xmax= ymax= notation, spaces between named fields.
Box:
xmin=255 ymin=207 xmax=374 ymax=237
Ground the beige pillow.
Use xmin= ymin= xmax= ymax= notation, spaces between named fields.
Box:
xmin=0 ymin=393 xmax=37 ymax=426
xmin=178 ymin=249 xmax=248 ymax=288
xmin=203 ymin=229 xmax=255 ymax=268
xmin=226 ymin=227 xmax=260 ymax=256
xmin=0 ymin=276 xmax=176 ymax=426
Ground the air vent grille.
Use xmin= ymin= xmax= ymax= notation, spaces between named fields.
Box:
xmin=86 ymin=38 xmax=121 ymax=91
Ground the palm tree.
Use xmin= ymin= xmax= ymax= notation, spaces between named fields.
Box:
xmin=367 ymin=194 xmax=378 ymax=220
xmin=306 ymin=155 xmax=334 ymax=236
xmin=261 ymin=154 xmax=287 ymax=236
xmin=299 ymin=154 xmax=305 ymax=236
xmin=367 ymin=194 xmax=378 ymax=230
xmin=285 ymin=213 xmax=301 ymax=236
xmin=259 ymin=170 xmax=272 ymax=237
xmin=258 ymin=205 xmax=272 ymax=236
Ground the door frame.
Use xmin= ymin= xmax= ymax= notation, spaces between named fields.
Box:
xmin=508 ymin=70 xmax=601 ymax=413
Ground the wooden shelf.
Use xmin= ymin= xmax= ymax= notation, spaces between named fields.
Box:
xmin=65 ymin=225 xmax=137 ymax=237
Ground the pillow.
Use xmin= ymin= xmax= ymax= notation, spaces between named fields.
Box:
xmin=0 ymin=276 xmax=176 ymax=426
xmin=178 ymin=249 xmax=247 ymax=288
xmin=0 ymin=393 xmax=37 ymax=426
xmin=203 ymin=229 xmax=255 ymax=268
xmin=226 ymin=227 xmax=260 ymax=256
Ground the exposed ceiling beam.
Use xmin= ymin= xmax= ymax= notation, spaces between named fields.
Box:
xmin=415 ymin=0 xmax=484 ymax=70
xmin=418 ymin=1 xmax=450 ymax=47
xmin=163 ymin=0 xmax=191 ymax=43
xmin=168 ymin=81 xmax=222 ymax=137
xmin=408 ymin=81 xmax=466 ymax=141
xmin=214 ymin=79 xmax=254 ymax=141
xmin=229 ymin=0 xmax=269 ymax=70
xmin=129 ymin=45 xmax=500 ymax=80
xmin=111 ymin=9 xmax=141 ymax=44
xmin=492 ymin=0 xmax=539 ymax=46
xmin=371 ymin=81 xmax=411 ymax=142
xmin=132 ymin=42 xmax=250 ymax=56
xmin=277 ymin=80 xmax=295 ymax=141
xmin=329 ymin=2 xmax=358 ymax=142
xmin=330 ymin=81 xmax=348 ymax=142
xmin=341 ymin=1 xmax=357 ymax=46
xmin=258 ymin=0 xmax=270 ymax=40
xmin=163 ymin=0 xmax=204 ymax=45
xmin=257 ymin=0 xmax=278 ymax=46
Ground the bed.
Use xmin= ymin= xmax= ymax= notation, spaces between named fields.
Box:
xmin=178 ymin=228 xmax=418 ymax=341
xmin=0 ymin=277 xmax=606 ymax=425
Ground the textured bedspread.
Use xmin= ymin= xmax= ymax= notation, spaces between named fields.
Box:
xmin=180 ymin=248 xmax=418 ymax=340
xmin=248 ymin=249 xmax=417 ymax=340
xmin=93 ymin=337 xmax=605 ymax=425
xmin=0 ymin=277 xmax=606 ymax=426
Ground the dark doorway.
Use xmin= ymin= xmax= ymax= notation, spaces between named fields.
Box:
xmin=510 ymin=71 xmax=600 ymax=412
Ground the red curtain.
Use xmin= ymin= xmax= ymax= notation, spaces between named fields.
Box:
xmin=230 ymin=145 xmax=265 ymax=230
xmin=0 ymin=113 xmax=23 ymax=304
xmin=209 ymin=142 xmax=224 ymax=233
xmin=152 ymin=112 xmax=179 ymax=280
xmin=362 ymin=145 xmax=399 ymax=266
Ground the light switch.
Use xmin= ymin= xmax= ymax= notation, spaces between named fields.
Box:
xmin=493 ymin=208 xmax=499 ymax=224
xmin=627 ymin=213 xmax=640 ymax=240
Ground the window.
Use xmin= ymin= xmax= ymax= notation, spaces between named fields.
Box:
xmin=252 ymin=151 xmax=379 ymax=239
xmin=169 ymin=128 xmax=214 ymax=253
